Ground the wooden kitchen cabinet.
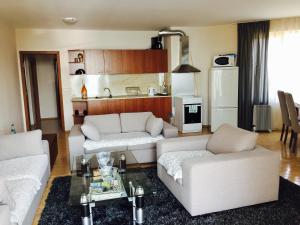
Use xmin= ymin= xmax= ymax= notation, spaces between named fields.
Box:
xmin=87 ymin=100 xmax=108 ymax=115
xmin=84 ymin=50 xmax=105 ymax=74
xmin=70 ymin=49 xmax=168 ymax=75
xmin=107 ymin=99 xmax=126 ymax=113
xmin=103 ymin=50 xmax=123 ymax=74
xmin=72 ymin=101 xmax=88 ymax=124
xmin=85 ymin=97 xmax=172 ymax=122
xmin=144 ymin=50 xmax=168 ymax=73
xmin=122 ymin=50 xmax=145 ymax=74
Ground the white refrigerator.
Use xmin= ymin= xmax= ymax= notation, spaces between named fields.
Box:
xmin=210 ymin=67 xmax=239 ymax=132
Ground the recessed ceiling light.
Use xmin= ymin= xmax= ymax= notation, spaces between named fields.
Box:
xmin=62 ymin=17 xmax=78 ymax=25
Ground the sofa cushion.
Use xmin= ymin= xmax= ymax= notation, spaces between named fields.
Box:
xmin=81 ymin=122 xmax=100 ymax=141
xmin=0 ymin=154 xmax=49 ymax=224
xmin=0 ymin=130 xmax=43 ymax=161
xmin=146 ymin=116 xmax=163 ymax=137
xmin=5 ymin=179 xmax=39 ymax=225
xmin=158 ymin=150 xmax=213 ymax=181
xmin=0 ymin=177 xmax=15 ymax=210
xmin=0 ymin=154 xmax=49 ymax=191
xmin=83 ymin=132 xmax=164 ymax=153
xmin=128 ymin=142 xmax=156 ymax=151
xmin=120 ymin=112 xmax=153 ymax=133
xmin=84 ymin=114 xmax=121 ymax=134
xmin=207 ymin=124 xmax=258 ymax=154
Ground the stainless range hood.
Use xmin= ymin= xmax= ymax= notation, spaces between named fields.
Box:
xmin=158 ymin=29 xmax=201 ymax=73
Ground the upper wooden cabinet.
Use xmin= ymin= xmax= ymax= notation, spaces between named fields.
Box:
xmin=84 ymin=50 xmax=105 ymax=74
xmin=70 ymin=49 xmax=168 ymax=75
xmin=144 ymin=50 xmax=168 ymax=73
xmin=122 ymin=50 xmax=145 ymax=74
xmin=103 ymin=50 xmax=123 ymax=74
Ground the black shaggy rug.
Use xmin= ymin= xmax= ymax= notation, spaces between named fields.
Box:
xmin=39 ymin=168 xmax=300 ymax=225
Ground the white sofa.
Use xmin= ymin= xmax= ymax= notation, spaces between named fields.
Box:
xmin=157 ymin=125 xmax=280 ymax=216
xmin=68 ymin=112 xmax=178 ymax=170
xmin=0 ymin=130 xmax=50 ymax=225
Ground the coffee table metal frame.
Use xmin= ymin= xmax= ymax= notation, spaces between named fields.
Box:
xmin=69 ymin=154 xmax=156 ymax=225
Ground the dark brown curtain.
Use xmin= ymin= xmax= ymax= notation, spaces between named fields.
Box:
xmin=237 ymin=21 xmax=270 ymax=130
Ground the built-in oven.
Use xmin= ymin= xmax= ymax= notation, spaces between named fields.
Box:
xmin=175 ymin=96 xmax=202 ymax=133
xmin=184 ymin=104 xmax=201 ymax=124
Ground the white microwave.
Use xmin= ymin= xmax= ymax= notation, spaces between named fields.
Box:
xmin=213 ymin=55 xmax=236 ymax=67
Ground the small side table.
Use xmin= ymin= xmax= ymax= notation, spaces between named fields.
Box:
xmin=42 ymin=133 xmax=58 ymax=170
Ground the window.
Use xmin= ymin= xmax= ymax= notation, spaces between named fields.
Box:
xmin=268 ymin=18 xmax=300 ymax=129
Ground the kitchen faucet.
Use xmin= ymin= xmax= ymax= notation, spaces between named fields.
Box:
xmin=104 ymin=88 xmax=112 ymax=98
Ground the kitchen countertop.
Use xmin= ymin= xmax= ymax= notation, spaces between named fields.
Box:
xmin=72 ymin=94 xmax=171 ymax=102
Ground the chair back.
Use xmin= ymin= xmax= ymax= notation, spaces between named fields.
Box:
xmin=285 ymin=93 xmax=300 ymax=132
xmin=277 ymin=91 xmax=290 ymax=125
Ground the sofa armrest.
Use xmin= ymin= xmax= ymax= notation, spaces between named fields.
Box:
xmin=0 ymin=204 xmax=11 ymax=225
xmin=162 ymin=122 xmax=178 ymax=138
xmin=157 ymin=135 xmax=210 ymax=159
xmin=68 ymin=125 xmax=85 ymax=171
xmin=181 ymin=146 xmax=280 ymax=216
xmin=42 ymin=140 xmax=50 ymax=156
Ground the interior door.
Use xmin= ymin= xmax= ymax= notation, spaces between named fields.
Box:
xmin=22 ymin=56 xmax=42 ymax=130
xmin=29 ymin=56 xmax=42 ymax=129
xmin=53 ymin=58 xmax=61 ymax=121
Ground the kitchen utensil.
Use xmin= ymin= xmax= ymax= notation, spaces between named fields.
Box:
xmin=126 ymin=87 xmax=141 ymax=96
xmin=147 ymin=87 xmax=156 ymax=96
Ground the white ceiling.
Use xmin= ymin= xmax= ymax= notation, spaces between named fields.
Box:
xmin=0 ymin=0 xmax=300 ymax=30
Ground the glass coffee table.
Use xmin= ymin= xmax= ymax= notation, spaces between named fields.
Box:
xmin=69 ymin=154 xmax=157 ymax=225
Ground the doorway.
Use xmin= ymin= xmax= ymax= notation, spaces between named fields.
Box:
xmin=19 ymin=51 xmax=65 ymax=133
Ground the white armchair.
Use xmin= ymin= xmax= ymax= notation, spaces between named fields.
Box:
xmin=157 ymin=134 xmax=280 ymax=216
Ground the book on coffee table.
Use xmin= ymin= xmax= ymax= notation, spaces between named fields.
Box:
xmin=89 ymin=170 xmax=127 ymax=201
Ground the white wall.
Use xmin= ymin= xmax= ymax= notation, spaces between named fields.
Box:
xmin=0 ymin=21 xmax=22 ymax=134
xmin=15 ymin=26 xmax=236 ymax=129
xmin=15 ymin=29 xmax=158 ymax=130
xmin=171 ymin=25 xmax=237 ymax=125
xmin=36 ymin=55 xmax=58 ymax=119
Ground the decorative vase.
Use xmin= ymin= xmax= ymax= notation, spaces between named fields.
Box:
xmin=81 ymin=80 xmax=88 ymax=99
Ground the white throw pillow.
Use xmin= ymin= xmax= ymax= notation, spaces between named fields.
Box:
xmin=81 ymin=122 xmax=101 ymax=141
xmin=0 ymin=130 xmax=43 ymax=161
xmin=207 ymin=124 xmax=258 ymax=154
xmin=0 ymin=177 xmax=15 ymax=210
xmin=146 ymin=116 xmax=163 ymax=137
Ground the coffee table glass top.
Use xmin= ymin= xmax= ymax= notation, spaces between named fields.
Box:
xmin=69 ymin=157 xmax=156 ymax=206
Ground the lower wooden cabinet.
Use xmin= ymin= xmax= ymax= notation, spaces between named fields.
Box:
xmin=73 ymin=97 xmax=172 ymax=124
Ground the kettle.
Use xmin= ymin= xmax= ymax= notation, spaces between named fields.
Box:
xmin=148 ymin=87 xmax=156 ymax=96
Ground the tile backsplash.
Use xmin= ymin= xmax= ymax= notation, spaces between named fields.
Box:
xmin=71 ymin=74 xmax=164 ymax=97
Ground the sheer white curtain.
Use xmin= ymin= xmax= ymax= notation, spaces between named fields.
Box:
xmin=268 ymin=17 xmax=300 ymax=129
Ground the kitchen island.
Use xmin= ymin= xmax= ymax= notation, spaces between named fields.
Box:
xmin=72 ymin=95 xmax=172 ymax=124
